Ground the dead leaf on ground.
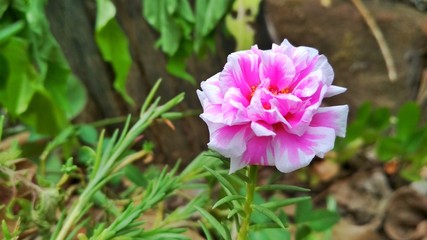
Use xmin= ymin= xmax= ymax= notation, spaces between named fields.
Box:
xmin=332 ymin=219 xmax=383 ymax=240
xmin=384 ymin=187 xmax=427 ymax=240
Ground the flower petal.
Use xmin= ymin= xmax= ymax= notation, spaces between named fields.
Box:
xmin=259 ymin=52 xmax=295 ymax=89
xmin=272 ymin=126 xmax=336 ymax=173
xmin=200 ymin=73 xmax=223 ymax=104
xmin=219 ymin=50 xmax=261 ymax=98
xmin=208 ymin=125 xmax=251 ymax=158
xmin=324 ymin=85 xmax=347 ymax=97
xmin=314 ymin=55 xmax=334 ymax=85
xmin=310 ymin=105 xmax=349 ymax=137
xmin=251 ymin=121 xmax=276 ymax=136
xmin=242 ymin=136 xmax=274 ymax=166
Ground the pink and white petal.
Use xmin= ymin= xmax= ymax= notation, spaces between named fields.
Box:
xmin=307 ymin=127 xmax=337 ymax=158
xmin=200 ymin=73 xmax=223 ymax=104
xmin=229 ymin=156 xmax=247 ymax=174
xmin=220 ymin=51 xmax=260 ymax=98
xmin=222 ymin=88 xmax=250 ymax=125
xmin=251 ymin=121 xmax=276 ymax=137
xmin=314 ymin=55 xmax=334 ymax=85
xmin=241 ymin=136 xmax=274 ymax=166
xmin=208 ymin=125 xmax=251 ymax=159
xmin=324 ymin=85 xmax=347 ymax=98
xmin=310 ymin=105 xmax=349 ymax=137
xmin=259 ymin=52 xmax=295 ymax=89
xmin=272 ymin=126 xmax=335 ymax=173
xmin=293 ymin=73 xmax=321 ymax=98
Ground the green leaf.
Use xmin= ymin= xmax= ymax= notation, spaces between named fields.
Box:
xmin=195 ymin=206 xmax=231 ymax=240
xmin=20 ymin=89 xmax=69 ymax=135
xmin=1 ymin=220 xmax=12 ymax=239
xmin=204 ymin=166 xmax=238 ymax=196
xmin=256 ymin=184 xmax=311 ymax=193
xmin=95 ymin=0 xmax=134 ymax=105
xmin=199 ymin=220 xmax=213 ymax=240
xmin=77 ymin=146 xmax=96 ymax=166
xmin=295 ymin=199 xmax=340 ymax=232
xmin=124 ymin=164 xmax=148 ymax=187
xmin=178 ymin=0 xmax=195 ymax=23
xmin=376 ymin=137 xmax=404 ymax=161
xmin=295 ymin=225 xmax=312 ymax=240
xmin=261 ymin=196 xmax=311 ymax=211
xmin=0 ymin=37 xmax=38 ymax=116
xmin=166 ymin=42 xmax=195 ymax=84
xmin=252 ymin=204 xmax=286 ymax=229
xmin=0 ymin=0 xmax=9 ymax=18
xmin=0 ymin=115 xmax=3 ymax=141
xmin=77 ymin=125 xmax=98 ymax=145
xmin=212 ymin=195 xmax=245 ymax=209
xmin=200 ymin=0 xmax=230 ymax=36
xmin=396 ymin=102 xmax=420 ymax=142
xmin=249 ymin=228 xmax=291 ymax=240
xmin=0 ymin=20 xmax=25 ymax=43
xmin=368 ymin=107 xmax=390 ymax=130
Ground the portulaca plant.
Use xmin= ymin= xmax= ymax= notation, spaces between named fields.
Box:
xmin=197 ymin=39 xmax=348 ymax=239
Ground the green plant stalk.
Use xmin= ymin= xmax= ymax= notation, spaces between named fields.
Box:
xmin=237 ymin=165 xmax=258 ymax=240
xmin=54 ymin=93 xmax=184 ymax=239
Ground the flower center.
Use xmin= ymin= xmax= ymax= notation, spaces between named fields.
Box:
xmin=268 ymin=86 xmax=291 ymax=95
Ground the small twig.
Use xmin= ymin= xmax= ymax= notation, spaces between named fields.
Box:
xmin=352 ymin=0 xmax=398 ymax=82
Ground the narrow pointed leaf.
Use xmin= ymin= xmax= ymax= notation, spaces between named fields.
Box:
xmin=195 ymin=206 xmax=231 ymax=240
xmin=252 ymin=204 xmax=286 ymax=229
xmin=261 ymin=196 xmax=311 ymax=211
xmin=256 ymin=184 xmax=310 ymax=192
xmin=213 ymin=195 xmax=245 ymax=209
xmin=204 ymin=167 xmax=238 ymax=196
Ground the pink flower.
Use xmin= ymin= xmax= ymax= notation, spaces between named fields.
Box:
xmin=197 ymin=39 xmax=348 ymax=173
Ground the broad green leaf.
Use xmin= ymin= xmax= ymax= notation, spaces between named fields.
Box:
xmin=368 ymin=107 xmax=390 ymax=130
xmin=77 ymin=125 xmax=98 ymax=145
xmin=0 ymin=37 xmax=38 ymax=116
xmin=295 ymin=199 xmax=340 ymax=232
xmin=300 ymin=209 xmax=339 ymax=232
xmin=396 ymin=102 xmax=420 ymax=142
xmin=213 ymin=195 xmax=245 ymax=209
xmin=166 ymin=44 xmax=195 ymax=84
xmin=376 ymin=137 xmax=404 ymax=161
xmin=143 ymin=0 xmax=163 ymax=29
xmin=195 ymin=206 xmax=231 ymax=240
xmin=20 ymin=89 xmax=69 ymax=135
xmin=96 ymin=0 xmax=134 ymax=105
xmin=124 ymin=164 xmax=148 ymax=187
xmin=225 ymin=0 xmax=261 ymax=50
xmin=252 ymin=204 xmax=286 ymax=229
xmin=178 ymin=0 xmax=195 ymax=23
xmin=158 ymin=8 xmax=181 ymax=56
xmin=201 ymin=0 xmax=230 ymax=36
xmin=77 ymin=146 xmax=96 ymax=166
xmin=45 ymin=68 xmax=87 ymax=120
xmin=0 ymin=20 xmax=24 ymax=43
xmin=0 ymin=0 xmax=8 ymax=18
xmin=295 ymin=225 xmax=312 ymax=240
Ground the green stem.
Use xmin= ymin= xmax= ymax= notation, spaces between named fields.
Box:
xmin=237 ymin=165 xmax=258 ymax=240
